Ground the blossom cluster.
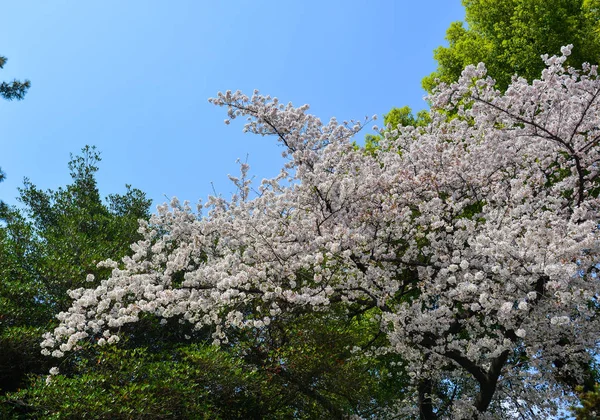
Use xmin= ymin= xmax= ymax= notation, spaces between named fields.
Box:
xmin=43 ymin=46 xmax=600 ymax=418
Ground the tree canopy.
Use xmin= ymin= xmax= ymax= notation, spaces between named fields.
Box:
xmin=4 ymin=4 xmax=600 ymax=418
xmin=0 ymin=147 xmax=151 ymax=409
xmin=423 ymin=0 xmax=600 ymax=93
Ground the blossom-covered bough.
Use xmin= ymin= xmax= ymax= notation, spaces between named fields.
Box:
xmin=42 ymin=46 xmax=600 ymax=418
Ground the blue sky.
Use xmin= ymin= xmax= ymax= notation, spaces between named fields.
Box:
xmin=0 ymin=0 xmax=465 ymax=210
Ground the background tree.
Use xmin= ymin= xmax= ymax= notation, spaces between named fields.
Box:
xmin=7 ymin=306 xmax=405 ymax=419
xmin=422 ymin=0 xmax=600 ymax=93
xmin=0 ymin=54 xmax=30 ymax=212
xmin=0 ymin=55 xmax=30 ymax=101
xmin=0 ymin=146 xmax=151 ymax=415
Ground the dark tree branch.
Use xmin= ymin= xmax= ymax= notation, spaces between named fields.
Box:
xmin=418 ymin=377 xmax=437 ymax=420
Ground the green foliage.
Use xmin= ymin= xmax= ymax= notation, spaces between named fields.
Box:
xmin=0 ymin=146 xmax=151 ymax=399
xmin=4 ymin=307 xmax=405 ymax=419
xmin=423 ymin=0 xmax=600 ymax=93
xmin=16 ymin=146 xmax=151 ymax=312
xmin=6 ymin=344 xmax=280 ymax=419
xmin=0 ymin=326 xmax=51 ymax=401
xmin=237 ymin=306 xmax=408 ymax=418
xmin=383 ymin=106 xmax=431 ymax=129
xmin=574 ymin=384 xmax=600 ymax=419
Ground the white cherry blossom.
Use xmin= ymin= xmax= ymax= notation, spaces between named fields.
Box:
xmin=43 ymin=48 xmax=600 ymax=418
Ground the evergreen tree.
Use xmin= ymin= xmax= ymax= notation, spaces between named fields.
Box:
xmin=0 ymin=146 xmax=151 ymax=414
xmin=0 ymin=54 xmax=30 ymax=212
xmin=0 ymin=56 xmax=30 ymax=101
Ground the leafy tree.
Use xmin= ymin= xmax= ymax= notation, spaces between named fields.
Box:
xmin=423 ymin=0 xmax=600 ymax=93
xmin=15 ymin=146 xmax=151 ymax=312
xmin=575 ymin=384 xmax=600 ymax=419
xmin=0 ymin=146 xmax=151 ymax=408
xmin=43 ymin=49 xmax=600 ymax=418
xmin=225 ymin=304 xmax=407 ymax=418
xmin=7 ymin=343 xmax=286 ymax=420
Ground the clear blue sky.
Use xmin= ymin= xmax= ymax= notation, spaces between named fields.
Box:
xmin=0 ymin=0 xmax=465 ymax=211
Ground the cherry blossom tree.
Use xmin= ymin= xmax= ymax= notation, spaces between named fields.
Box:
xmin=42 ymin=46 xmax=600 ymax=418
